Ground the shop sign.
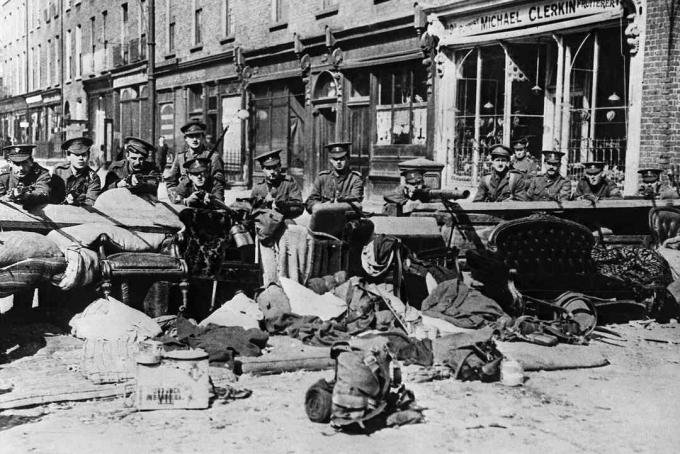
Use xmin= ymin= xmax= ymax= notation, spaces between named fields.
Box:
xmin=19 ymin=121 xmax=29 ymax=128
xmin=26 ymin=94 xmax=43 ymax=105
xmin=43 ymin=94 xmax=61 ymax=104
xmin=445 ymin=0 xmax=622 ymax=38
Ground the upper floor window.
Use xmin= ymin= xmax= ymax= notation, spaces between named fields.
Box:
xmin=194 ymin=8 xmax=203 ymax=45
xmin=223 ymin=0 xmax=233 ymax=36
xmin=272 ymin=0 xmax=288 ymax=23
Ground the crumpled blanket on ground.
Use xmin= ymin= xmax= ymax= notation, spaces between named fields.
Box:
xmin=159 ymin=317 xmax=269 ymax=363
xmin=199 ymin=292 xmax=263 ymax=330
xmin=420 ymin=279 xmax=507 ymax=329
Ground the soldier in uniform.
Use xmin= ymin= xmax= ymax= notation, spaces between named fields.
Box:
xmin=473 ymin=144 xmax=526 ymax=202
xmin=510 ymin=137 xmax=540 ymax=176
xmin=636 ymin=168 xmax=678 ymax=199
xmin=52 ymin=137 xmax=102 ymax=206
xmin=0 ymin=144 xmax=53 ymax=207
xmin=250 ymin=149 xmax=304 ymax=219
xmin=104 ymin=137 xmax=161 ymax=196
xmin=572 ymin=162 xmax=622 ymax=201
xmin=165 ymin=120 xmax=225 ymax=203
xmin=172 ymin=157 xmax=224 ymax=209
xmin=525 ymin=150 xmax=572 ymax=202
xmin=383 ymin=168 xmax=432 ymax=216
xmin=305 ymin=142 xmax=364 ymax=213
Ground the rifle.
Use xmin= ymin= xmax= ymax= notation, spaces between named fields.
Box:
xmin=206 ymin=109 xmax=250 ymax=162
xmin=8 ymin=182 xmax=35 ymax=202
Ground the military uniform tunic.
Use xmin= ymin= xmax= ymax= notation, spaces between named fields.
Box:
xmin=0 ymin=162 xmax=53 ymax=207
xmin=573 ymin=178 xmax=622 ymax=200
xmin=511 ymin=156 xmax=540 ymax=176
xmin=165 ymin=145 xmax=225 ymax=202
xmin=305 ymin=169 xmax=364 ymax=213
xmin=104 ymin=159 xmax=161 ymax=196
xmin=52 ymin=162 xmax=102 ymax=206
xmin=526 ymin=174 xmax=572 ymax=201
xmin=473 ymin=170 xmax=526 ymax=202
xmin=173 ymin=178 xmax=223 ymax=209
xmin=251 ymin=175 xmax=304 ymax=219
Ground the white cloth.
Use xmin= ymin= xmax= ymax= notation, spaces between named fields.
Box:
xmin=69 ymin=297 xmax=162 ymax=342
xmin=199 ymin=292 xmax=264 ymax=330
xmin=280 ymin=277 xmax=346 ymax=321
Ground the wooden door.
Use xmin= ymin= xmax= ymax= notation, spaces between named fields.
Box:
xmin=312 ymin=107 xmax=336 ymax=176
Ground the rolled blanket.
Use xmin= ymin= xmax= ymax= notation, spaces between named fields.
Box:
xmin=305 ymin=378 xmax=334 ymax=423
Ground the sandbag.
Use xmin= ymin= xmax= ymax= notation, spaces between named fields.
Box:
xmin=53 ymin=246 xmax=100 ymax=290
xmin=280 ymin=277 xmax=346 ymax=321
xmin=93 ymin=187 xmax=158 ymax=210
xmin=0 ymin=231 xmax=63 ymax=266
xmin=47 ymin=223 xmax=166 ymax=252
xmin=69 ymin=297 xmax=162 ymax=341
xmin=199 ymin=292 xmax=264 ymax=330
xmin=0 ymin=257 xmax=67 ymax=298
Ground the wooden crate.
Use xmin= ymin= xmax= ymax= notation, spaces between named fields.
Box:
xmin=135 ymin=349 xmax=210 ymax=410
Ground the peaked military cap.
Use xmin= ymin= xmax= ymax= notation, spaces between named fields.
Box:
xmin=325 ymin=142 xmax=351 ymax=159
xmin=542 ymin=150 xmax=565 ymax=164
xmin=62 ymin=137 xmax=93 ymax=155
xmin=583 ymin=162 xmax=605 ymax=175
xmin=184 ymin=157 xmax=210 ymax=174
xmin=638 ymin=168 xmax=662 ymax=183
xmin=402 ymin=169 xmax=425 ymax=184
xmin=3 ymin=144 xmax=35 ymax=163
xmin=180 ymin=119 xmax=207 ymax=135
xmin=489 ymin=144 xmax=512 ymax=159
xmin=255 ymin=149 xmax=282 ymax=167
xmin=124 ymin=136 xmax=155 ymax=157
xmin=511 ymin=137 xmax=529 ymax=148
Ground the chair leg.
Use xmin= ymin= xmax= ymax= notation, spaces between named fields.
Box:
xmin=101 ymin=279 xmax=112 ymax=300
xmin=120 ymin=281 xmax=130 ymax=306
xmin=178 ymin=279 xmax=189 ymax=314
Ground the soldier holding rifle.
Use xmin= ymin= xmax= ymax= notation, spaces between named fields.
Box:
xmin=0 ymin=144 xmax=53 ymax=207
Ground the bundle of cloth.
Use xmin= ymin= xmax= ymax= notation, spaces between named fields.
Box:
xmin=47 ymin=222 xmax=168 ymax=290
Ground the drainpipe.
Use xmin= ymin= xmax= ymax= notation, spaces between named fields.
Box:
xmin=25 ymin=0 xmax=29 ymax=142
xmin=147 ymin=0 xmax=156 ymax=145
xmin=60 ymin=0 xmax=65 ymax=147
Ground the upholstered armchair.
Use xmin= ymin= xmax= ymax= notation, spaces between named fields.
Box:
xmin=649 ymin=206 xmax=680 ymax=247
xmin=98 ymin=233 xmax=190 ymax=312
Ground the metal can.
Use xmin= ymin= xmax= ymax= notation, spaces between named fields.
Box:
xmin=230 ymin=223 xmax=254 ymax=248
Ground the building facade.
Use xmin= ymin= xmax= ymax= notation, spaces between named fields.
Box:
xmin=422 ymin=0 xmax=677 ymax=195
xmin=0 ymin=0 xmax=677 ymax=197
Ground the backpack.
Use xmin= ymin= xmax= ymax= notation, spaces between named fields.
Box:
xmin=329 ymin=341 xmax=393 ymax=429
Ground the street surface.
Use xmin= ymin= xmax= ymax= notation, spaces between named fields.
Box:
xmin=1 ymin=322 xmax=679 ymax=454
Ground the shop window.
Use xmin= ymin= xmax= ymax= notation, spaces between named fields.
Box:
xmin=375 ymin=64 xmax=427 ymax=146
xmin=188 ymin=85 xmax=203 ymax=116
xmin=347 ymin=72 xmax=369 ymax=101
xmin=451 ymin=26 xmax=629 ymax=185
xmin=252 ymin=81 xmax=305 ymax=171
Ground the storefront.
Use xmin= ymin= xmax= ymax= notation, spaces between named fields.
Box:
xmin=424 ymin=0 xmax=643 ymax=194
xmin=25 ymin=90 xmax=63 ymax=160
xmin=155 ymin=59 xmax=246 ymax=185
xmin=84 ymin=75 xmax=116 ymax=166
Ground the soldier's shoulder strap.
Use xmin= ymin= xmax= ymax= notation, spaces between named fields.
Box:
xmin=350 ymin=170 xmax=362 ymax=178
xmin=318 ymin=170 xmax=331 ymax=176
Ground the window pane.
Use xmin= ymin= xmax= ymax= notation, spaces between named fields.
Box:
xmin=378 ymin=71 xmax=392 ymax=106
xmin=509 ymin=42 xmax=548 ymax=161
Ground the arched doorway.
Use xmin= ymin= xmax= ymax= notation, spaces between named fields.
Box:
xmin=311 ymin=71 xmax=340 ymax=175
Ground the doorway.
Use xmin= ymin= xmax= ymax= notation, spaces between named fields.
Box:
xmin=312 ymin=106 xmax=336 ymax=176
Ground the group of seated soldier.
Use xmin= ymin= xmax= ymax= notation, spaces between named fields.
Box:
xmin=0 ymin=136 xmax=162 ymax=208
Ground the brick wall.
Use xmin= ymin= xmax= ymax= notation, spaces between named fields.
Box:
xmin=639 ymin=0 xmax=680 ymax=168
